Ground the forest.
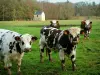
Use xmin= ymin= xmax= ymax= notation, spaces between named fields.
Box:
xmin=0 ymin=0 xmax=100 ymax=21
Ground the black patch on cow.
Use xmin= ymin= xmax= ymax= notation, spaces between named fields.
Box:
xmin=2 ymin=34 xmax=5 ymax=37
xmin=41 ymin=49 xmax=44 ymax=52
xmin=9 ymin=50 xmax=12 ymax=53
xmin=6 ymin=31 xmax=9 ymax=33
xmin=71 ymin=55 xmax=74 ymax=60
xmin=9 ymin=42 xmax=15 ymax=50
xmin=9 ymin=42 xmax=15 ymax=53
xmin=58 ymin=34 xmax=75 ymax=55
xmin=40 ymin=26 xmax=51 ymax=38
xmin=10 ymin=31 xmax=13 ymax=34
xmin=0 ymin=40 xmax=2 ymax=45
xmin=59 ymin=34 xmax=70 ymax=48
xmin=47 ymin=29 xmax=61 ymax=48
xmin=22 ymin=41 xmax=24 ymax=45
xmin=44 ymin=29 xmax=50 ymax=37
xmin=61 ymin=60 xmax=65 ymax=64
xmin=13 ymin=35 xmax=15 ymax=37
xmin=47 ymin=48 xmax=51 ymax=53
xmin=16 ymin=43 xmax=21 ymax=54
xmin=64 ymin=43 xmax=74 ymax=55
xmin=0 ymin=48 xmax=1 ymax=51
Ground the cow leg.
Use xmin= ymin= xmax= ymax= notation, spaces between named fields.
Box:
xmin=17 ymin=53 xmax=24 ymax=75
xmin=59 ymin=50 xmax=65 ymax=70
xmin=40 ymin=44 xmax=45 ymax=63
xmin=84 ymin=30 xmax=87 ymax=39
xmin=47 ymin=48 xmax=52 ymax=62
xmin=87 ymin=30 xmax=90 ymax=39
xmin=70 ymin=50 xmax=76 ymax=71
xmin=17 ymin=59 xmax=22 ymax=75
xmin=84 ymin=32 xmax=87 ymax=39
xmin=6 ymin=67 xmax=11 ymax=75
xmin=40 ymin=48 xmax=44 ymax=63
xmin=4 ymin=56 xmax=12 ymax=75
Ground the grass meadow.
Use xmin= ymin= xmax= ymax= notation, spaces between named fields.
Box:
xmin=0 ymin=20 xmax=100 ymax=75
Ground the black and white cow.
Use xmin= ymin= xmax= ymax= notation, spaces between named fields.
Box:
xmin=0 ymin=29 xmax=37 ymax=75
xmin=39 ymin=26 xmax=81 ymax=71
xmin=49 ymin=20 xmax=60 ymax=29
xmin=81 ymin=20 xmax=92 ymax=39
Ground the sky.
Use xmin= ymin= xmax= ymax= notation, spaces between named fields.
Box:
xmin=37 ymin=0 xmax=100 ymax=4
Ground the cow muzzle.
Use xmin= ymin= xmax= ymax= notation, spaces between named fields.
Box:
xmin=24 ymin=48 xmax=32 ymax=52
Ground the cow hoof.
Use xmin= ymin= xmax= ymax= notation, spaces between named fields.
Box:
xmin=40 ymin=60 xmax=44 ymax=63
xmin=17 ymin=71 xmax=21 ymax=75
xmin=62 ymin=67 xmax=65 ymax=71
xmin=62 ymin=68 xmax=67 ymax=71
xmin=72 ymin=66 xmax=76 ymax=71
xmin=49 ymin=59 xmax=53 ymax=62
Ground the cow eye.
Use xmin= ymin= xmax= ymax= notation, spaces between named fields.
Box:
xmin=22 ymin=41 xmax=24 ymax=45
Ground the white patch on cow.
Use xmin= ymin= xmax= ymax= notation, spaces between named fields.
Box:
xmin=52 ymin=20 xmax=57 ymax=26
xmin=59 ymin=50 xmax=65 ymax=60
xmin=53 ymin=33 xmax=58 ymax=45
xmin=51 ymin=27 xmax=57 ymax=30
xmin=58 ymin=31 xmax=64 ymax=42
xmin=39 ymin=34 xmax=46 ymax=49
xmin=70 ymin=49 xmax=76 ymax=61
xmin=20 ymin=34 xmax=32 ymax=51
xmin=85 ymin=20 xmax=90 ymax=25
xmin=52 ymin=20 xmax=56 ymax=23
xmin=68 ymin=27 xmax=81 ymax=38
xmin=44 ymin=27 xmax=53 ymax=30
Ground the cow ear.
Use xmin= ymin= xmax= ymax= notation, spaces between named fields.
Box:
xmin=15 ymin=36 xmax=21 ymax=41
xmin=64 ymin=30 xmax=69 ymax=35
xmin=81 ymin=21 xmax=85 ymax=25
xmin=80 ymin=30 xmax=84 ymax=34
xmin=50 ymin=21 xmax=52 ymax=24
xmin=56 ymin=21 xmax=59 ymax=23
xmin=90 ymin=21 xmax=92 ymax=24
xmin=31 ymin=36 xmax=38 ymax=41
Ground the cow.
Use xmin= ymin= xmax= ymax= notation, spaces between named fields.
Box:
xmin=81 ymin=20 xmax=92 ymax=39
xmin=0 ymin=29 xmax=37 ymax=75
xmin=39 ymin=26 xmax=81 ymax=71
xmin=49 ymin=20 xmax=60 ymax=29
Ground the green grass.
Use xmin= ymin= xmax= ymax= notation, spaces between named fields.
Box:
xmin=0 ymin=20 xmax=99 ymax=26
xmin=0 ymin=20 xmax=100 ymax=75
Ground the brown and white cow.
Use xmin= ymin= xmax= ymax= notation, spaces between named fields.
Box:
xmin=0 ymin=29 xmax=37 ymax=75
xmin=39 ymin=26 xmax=81 ymax=71
xmin=81 ymin=20 xmax=92 ymax=39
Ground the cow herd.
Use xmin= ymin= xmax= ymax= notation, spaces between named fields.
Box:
xmin=0 ymin=20 xmax=92 ymax=75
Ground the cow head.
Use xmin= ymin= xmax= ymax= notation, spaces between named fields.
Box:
xmin=81 ymin=20 xmax=92 ymax=29
xmin=50 ymin=20 xmax=60 ymax=29
xmin=64 ymin=27 xmax=81 ymax=45
xmin=15 ymin=34 xmax=37 ymax=53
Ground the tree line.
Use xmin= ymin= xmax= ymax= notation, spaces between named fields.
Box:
xmin=0 ymin=0 xmax=100 ymax=21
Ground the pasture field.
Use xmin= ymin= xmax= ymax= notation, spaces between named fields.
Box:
xmin=0 ymin=20 xmax=100 ymax=75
